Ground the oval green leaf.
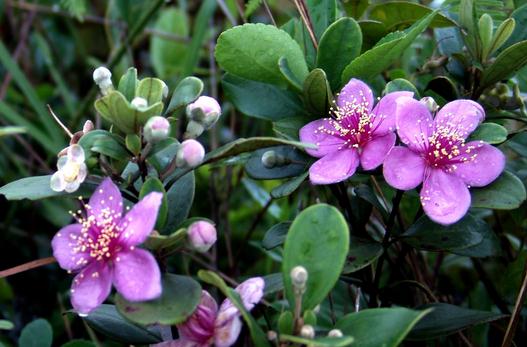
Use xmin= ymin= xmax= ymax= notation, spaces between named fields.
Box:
xmin=471 ymin=170 xmax=526 ymax=210
xmin=468 ymin=122 xmax=508 ymax=144
xmin=19 ymin=319 xmax=53 ymax=347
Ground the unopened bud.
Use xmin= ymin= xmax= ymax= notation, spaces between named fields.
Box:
xmin=328 ymin=329 xmax=343 ymax=338
xmin=187 ymin=221 xmax=217 ymax=253
xmin=267 ymin=330 xmax=277 ymax=341
xmin=262 ymin=150 xmax=277 ymax=168
xmin=93 ymin=67 xmax=113 ymax=95
xmin=186 ymin=96 xmax=222 ymax=129
xmin=161 ymin=80 xmax=169 ymax=99
xmin=313 ymin=304 xmax=321 ymax=314
xmin=291 ymin=266 xmax=308 ymax=293
xmin=300 ymin=325 xmax=315 ymax=339
xmin=82 ymin=120 xmax=94 ymax=134
xmin=144 ymin=116 xmax=170 ymax=143
xmin=176 ymin=139 xmax=205 ymax=168
xmin=184 ymin=120 xmax=206 ymax=139
xmin=131 ymin=97 xmax=148 ymax=110
xmin=419 ymin=96 xmax=439 ymax=113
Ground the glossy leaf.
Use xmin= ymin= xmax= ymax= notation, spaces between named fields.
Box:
xmin=245 ymin=146 xmax=310 ymax=180
xmin=262 ymin=222 xmax=291 ymax=250
xmin=336 ymin=307 xmax=430 ymax=347
xmin=278 ymin=57 xmax=303 ymax=92
xmin=19 ymin=319 xmax=53 ymax=347
xmin=468 ymin=122 xmax=507 ymax=144
xmin=215 ymin=23 xmax=309 ymax=86
xmin=165 ymin=76 xmax=203 ymax=114
xmin=283 ymin=204 xmax=349 ymax=310
xmin=136 ymin=78 xmax=166 ymax=105
xmin=116 ymin=274 xmax=201 ymax=325
xmin=118 ymin=67 xmax=138 ymax=101
xmin=303 ymin=68 xmax=333 ymax=116
xmin=317 ymin=17 xmax=362 ymax=90
xmin=60 ymin=340 xmax=95 ymax=347
xmin=164 ymin=171 xmax=195 ymax=233
xmin=384 ymin=78 xmax=420 ymax=97
xmin=0 ymin=175 xmax=93 ymax=201
xmin=280 ymin=334 xmax=354 ymax=347
xmin=306 ymin=0 xmax=337 ymax=39
xmin=343 ymin=237 xmax=383 ymax=273
xmin=480 ymin=40 xmax=527 ymax=89
xmin=342 ymin=0 xmax=369 ymax=19
xmin=271 ymin=172 xmax=309 ymax=199
xmin=139 ymin=177 xmax=168 ymax=230
xmin=471 ymin=171 xmax=527 ymax=210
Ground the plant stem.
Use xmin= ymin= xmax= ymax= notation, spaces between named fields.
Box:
xmin=473 ymin=258 xmax=511 ymax=314
xmin=501 ymin=257 xmax=527 ymax=347
xmin=292 ymin=0 xmax=318 ymax=50
xmin=0 ymin=256 xmax=56 ymax=278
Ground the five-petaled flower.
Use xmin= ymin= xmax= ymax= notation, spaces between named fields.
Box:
xmin=50 ymin=144 xmax=88 ymax=193
xmin=300 ymin=78 xmax=412 ymax=184
xmin=383 ymin=97 xmax=505 ymax=225
xmin=154 ymin=277 xmax=265 ymax=347
xmin=52 ymin=178 xmax=163 ymax=314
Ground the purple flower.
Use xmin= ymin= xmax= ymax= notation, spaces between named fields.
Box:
xmin=52 ymin=178 xmax=163 ymax=314
xmin=383 ymin=97 xmax=506 ymax=225
xmin=153 ymin=277 xmax=265 ymax=347
xmin=299 ymin=78 xmax=413 ymax=184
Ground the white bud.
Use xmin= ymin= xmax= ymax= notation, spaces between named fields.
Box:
xmin=261 ymin=150 xmax=277 ymax=168
xmin=328 ymin=329 xmax=343 ymax=338
xmin=144 ymin=116 xmax=170 ymax=143
xmin=267 ymin=330 xmax=277 ymax=341
xmin=93 ymin=67 xmax=113 ymax=95
xmin=300 ymin=325 xmax=315 ymax=339
xmin=291 ymin=266 xmax=308 ymax=292
xmin=161 ymin=80 xmax=169 ymax=99
xmin=419 ymin=96 xmax=439 ymax=113
xmin=82 ymin=120 xmax=94 ymax=134
xmin=187 ymin=221 xmax=217 ymax=253
xmin=176 ymin=139 xmax=205 ymax=168
xmin=131 ymin=97 xmax=148 ymax=110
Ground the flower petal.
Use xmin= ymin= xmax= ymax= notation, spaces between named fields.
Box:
xmin=71 ymin=262 xmax=112 ymax=315
xmin=178 ymin=291 xmax=217 ymax=343
xmin=452 ymin=142 xmax=505 ymax=187
xmin=68 ymin=144 xmax=85 ymax=164
xmin=113 ymin=249 xmax=161 ymax=302
xmin=50 ymin=171 xmax=66 ymax=192
xmin=435 ymin=100 xmax=484 ymax=138
xmin=88 ymin=178 xmax=123 ymax=222
xmin=337 ymin=78 xmax=374 ymax=112
xmin=152 ymin=339 xmax=202 ymax=347
xmin=395 ymin=97 xmax=434 ymax=152
xmin=234 ymin=277 xmax=265 ymax=311
xmin=421 ymin=169 xmax=471 ymax=225
xmin=360 ymin=132 xmax=396 ymax=171
xmin=383 ymin=146 xmax=426 ymax=190
xmin=118 ymin=192 xmax=163 ymax=247
xmin=214 ymin=311 xmax=242 ymax=347
xmin=309 ymin=149 xmax=360 ymax=185
xmin=52 ymin=224 xmax=90 ymax=271
xmin=371 ymin=91 xmax=413 ymax=135
xmin=299 ymin=119 xmax=346 ymax=158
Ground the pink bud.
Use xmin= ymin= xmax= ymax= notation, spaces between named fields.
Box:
xmin=144 ymin=116 xmax=170 ymax=143
xmin=187 ymin=221 xmax=217 ymax=252
xmin=186 ymin=96 xmax=221 ymax=129
xmin=176 ymin=139 xmax=205 ymax=168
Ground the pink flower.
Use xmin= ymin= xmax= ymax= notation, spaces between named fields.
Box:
xmin=383 ymin=97 xmax=505 ymax=225
xmin=187 ymin=221 xmax=217 ymax=253
xmin=51 ymin=178 xmax=163 ymax=314
xmin=300 ymin=78 xmax=413 ymax=184
xmin=154 ymin=277 xmax=265 ymax=347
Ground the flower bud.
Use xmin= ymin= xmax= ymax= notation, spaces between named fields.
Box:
xmin=419 ymin=96 xmax=439 ymax=113
xmin=328 ymin=329 xmax=343 ymax=338
xmin=82 ymin=120 xmax=94 ymax=134
xmin=161 ymin=80 xmax=169 ymax=99
xmin=93 ymin=67 xmax=113 ymax=95
xmin=262 ymin=150 xmax=277 ymax=168
xmin=300 ymin=325 xmax=315 ymax=339
xmin=131 ymin=97 xmax=148 ymax=110
xmin=186 ymin=96 xmax=221 ymax=129
xmin=187 ymin=221 xmax=217 ymax=253
xmin=235 ymin=277 xmax=265 ymax=311
xmin=291 ymin=266 xmax=308 ymax=293
xmin=267 ymin=330 xmax=277 ymax=341
xmin=176 ymin=139 xmax=205 ymax=168
xmin=144 ymin=116 xmax=170 ymax=143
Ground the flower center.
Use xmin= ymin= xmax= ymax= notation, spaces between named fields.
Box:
xmin=62 ymin=161 xmax=81 ymax=182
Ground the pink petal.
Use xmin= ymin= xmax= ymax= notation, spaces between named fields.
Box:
xmin=214 ymin=312 xmax=242 ymax=347
xmin=113 ymin=249 xmax=162 ymax=302
xmin=234 ymin=277 xmax=265 ymax=311
xmin=299 ymin=119 xmax=346 ymax=158
xmin=435 ymin=100 xmax=485 ymax=139
xmin=71 ymin=262 xmax=112 ymax=315
xmin=360 ymin=133 xmax=396 ymax=171
xmin=152 ymin=339 xmax=202 ymax=347
xmin=452 ymin=142 xmax=505 ymax=187
xmin=371 ymin=91 xmax=414 ymax=135
xmin=309 ymin=149 xmax=360 ymax=185
xmin=118 ymin=192 xmax=163 ymax=247
xmin=383 ymin=146 xmax=426 ymax=190
xmin=178 ymin=291 xmax=217 ymax=343
xmin=421 ymin=169 xmax=471 ymax=225
xmin=88 ymin=178 xmax=123 ymax=223
xmin=337 ymin=78 xmax=374 ymax=112
xmin=52 ymin=224 xmax=89 ymax=271
xmin=395 ymin=97 xmax=434 ymax=152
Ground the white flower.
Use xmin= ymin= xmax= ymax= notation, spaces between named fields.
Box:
xmin=50 ymin=144 xmax=88 ymax=193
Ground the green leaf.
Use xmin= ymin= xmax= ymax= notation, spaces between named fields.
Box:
xmin=0 ymin=320 xmax=13 ymax=330
xmin=125 ymin=134 xmax=142 ymax=155
xmin=317 ymin=17 xmax=362 ymax=91
xmin=164 ymin=171 xmax=195 ymax=233
xmin=368 ymin=1 xmax=455 ymax=32
xmin=303 ymin=68 xmax=333 ymax=116
xmin=198 ymin=271 xmax=271 ymax=347
xmin=78 ymin=130 xmax=124 ymax=158
xmin=118 ymin=67 xmax=138 ymax=101
xmin=140 ymin=177 xmax=168 ymax=229
xmin=0 ymin=126 xmax=26 ymax=137
xmin=505 ymin=4 xmax=527 ymax=46
xmin=342 ymin=0 xmax=370 ymax=19
xmin=116 ymin=274 xmax=201 ymax=325
xmin=471 ymin=170 xmax=526 ymax=209
xmin=271 ymin=172 xmax=309 ymax=199
xmin=19 ymin=319 xmax=53 ymax=347
xmin=222 ymin=74 xmax=305 ymax=121
xmin=91 ymin=136 xmax=129 ymax=160
xmin=480 ymin=40 xmax=527 ymax=89
xmin=278 ymin=57 xmax=303 ymax=92
xmin=280 ymin=334 xmax=354 ymax=347
xmin=305 ymin=0 xmax=337 ymax=39
xmin=150 ymin=7 xmax=189 ymax=78
xmin=166 ymin=76 xmax=203 ymax=114
xmin=468 ymin=122 xmax=508 ymax=144
xmin=215 ymin=23 xmax=309 ymax=86
xmin=83 ymin=304 xmax=162 ymax=344
xmin=245 ymin=0 xmax=263 ymax=17
xmin=245 ymin=146 xmax=310 ymax=180
xmin=273 ymin=116 xmax=306 ymax=141
xmin=283 ymin=204 xmax=349 ymax=310
xmin=488 ymin=17 xmax=515 ymax=56
xmin=278 ymin=311 xmax=294 ymax=335
xmin=343 ymin=237 xmax=383 ymax=273
xmin=425 ymin=76 xmax=459 ymax=101
xmin=408 ymin=303 xmax=506 ymax=340
xmin=383 ymin=78 xmax=420 ymax=97
xmin=342 ymin=10 xmax=437 ymax=83
xmin=336 ymin=308 xmax=430 ymax=347
xmin=136 ymin=78 xmax=166 ymax=106
xmin=262 ymin=222 xmax=291 ymax=250
xmin=0 ymin=175 xmax=93 ymax=201
xmin=60 ymin=340 xmax=95 ymax=347
xmin=60 ymin=0 xmax=87 ymax=21
xmin=402 ymin=214 xmax=487 ymax=252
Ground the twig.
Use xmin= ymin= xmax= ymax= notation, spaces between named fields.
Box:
xmin=501 ymin=257 xmax=527 ymax=347
xmin=292 ymin=0 xmax=318 ymax=49
xmin=216 ymin=0 xmax=237 ymax=26
xmin=262 ymin=0 xmax=277 ymax=26
xmin=47 ymin=104 xmax=73 ymax=138
xmin=0 ymin=256 xmax=56 ymax=278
